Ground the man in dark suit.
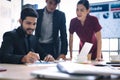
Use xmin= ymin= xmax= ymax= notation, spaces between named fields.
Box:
xmin=0 ymin=8 xmax=54 ymax=64
xmin=35 ymin=0 xmax=68 ymax=60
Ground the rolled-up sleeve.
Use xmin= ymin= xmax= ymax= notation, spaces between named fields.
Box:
xmin=93 ymin=17 xmax=102 ymax=32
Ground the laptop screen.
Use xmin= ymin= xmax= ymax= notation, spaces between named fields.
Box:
xmin=77 ymin=42 xmax=93 ymax=62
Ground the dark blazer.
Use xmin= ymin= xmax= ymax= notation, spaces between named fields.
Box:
xmin=35 ymin=8 xmax=68 ymax=58
xmin=0 ymin=27 xmax=47 ymax=64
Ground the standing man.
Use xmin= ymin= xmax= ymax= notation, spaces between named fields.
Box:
xmin=35 ymin=0 xmax=68 ymax=60
xmin=0 ymin=8 xmax=54 ymax=64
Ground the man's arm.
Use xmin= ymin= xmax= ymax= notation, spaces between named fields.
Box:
xmin=0 ymin=32 xmax=24 ymax=64
xmin=58 ymin=12 xmax=68 ymax=60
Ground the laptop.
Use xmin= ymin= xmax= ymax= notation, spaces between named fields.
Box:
xmin=75 ymin=42 xmax=93 ymax=62
xmin=31 ymin=61 xmax=120 ymax=79
xmin=56 ymin=62 xmax=120 ymax=76
xmin=31 ymin=67 xmax=93 ymax=80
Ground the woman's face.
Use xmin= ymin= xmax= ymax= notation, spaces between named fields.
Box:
xmin=76 ymin=4 xmax=89 ymax=21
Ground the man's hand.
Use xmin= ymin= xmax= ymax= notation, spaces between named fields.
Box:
xmin=44 ymin=54 xmax=55 ymax=61
xmin=22 ymin=51 xmax=40 ymax=63
xmin=57 ymin=54 xmax=66 ymax=60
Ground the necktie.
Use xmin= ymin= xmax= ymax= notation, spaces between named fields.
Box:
xmin=25 ymin=35 xmax=31 ymax=53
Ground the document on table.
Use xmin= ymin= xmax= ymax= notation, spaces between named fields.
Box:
xmin=26 ymin=60 xmax=65 ymax=67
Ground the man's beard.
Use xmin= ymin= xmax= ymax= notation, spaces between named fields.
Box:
xmin=26 ymin=28 xmax=34 ymax=35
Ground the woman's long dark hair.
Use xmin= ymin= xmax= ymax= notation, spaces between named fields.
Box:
xmin=77 ymin=0 xmax=89 ymax=10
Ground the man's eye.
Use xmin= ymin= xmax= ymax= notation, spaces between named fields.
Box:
xmin=80 ymin=9 xmax=84 ymax=12
xmin=26 ymin=22 xmax=31 ymax=25
xmin=33 ymin=23 xmax=36 ymax=25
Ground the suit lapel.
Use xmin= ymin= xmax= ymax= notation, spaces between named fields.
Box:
xmin=53 ymin=11 xmax=58 ymax=40
xmin=36 ymin=9 xmax=44 ymax=37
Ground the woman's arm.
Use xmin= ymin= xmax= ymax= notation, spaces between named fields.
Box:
xmin=69 ymin=33 xmax=73 ymax=59
xmin=96 ymin=31 xmax=102 ymax=61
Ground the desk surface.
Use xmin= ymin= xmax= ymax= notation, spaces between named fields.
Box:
xmin=0 ymin=63 xmax=47 ymax=80
xmin=0 ymin=63 xmax=97 ymax=80
xmin=0 ymin=62 xmax=119 ymax=80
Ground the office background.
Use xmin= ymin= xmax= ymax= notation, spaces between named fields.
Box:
xmin=0 ymin=0 xmax=120 ymax=61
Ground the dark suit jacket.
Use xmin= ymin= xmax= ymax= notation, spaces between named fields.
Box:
xmin=35 ymin=8 xmax=68 ymax=58
xmin=0 ymin=27 xmax=47 ymax=64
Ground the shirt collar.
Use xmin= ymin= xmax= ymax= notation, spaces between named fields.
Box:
xmin=44 ymin=7 xmax=53 ymax=15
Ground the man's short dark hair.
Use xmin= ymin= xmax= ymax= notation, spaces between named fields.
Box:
xmin=20 ymin=8 xmax=38 ymax=21
xmin=55 ymin=0 xmax=61 ymax=4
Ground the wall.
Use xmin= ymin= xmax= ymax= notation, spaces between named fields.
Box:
xmin=0 ymin=0 xmax=21 ymax=46
xmin=0 ymin=0 xmax=11 ymax=46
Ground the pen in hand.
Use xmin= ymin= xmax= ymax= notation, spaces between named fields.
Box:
xmin=30 ymin=48 xmax=34 ymax=52
xmin=30 ymin=48 xmax=41 ymax=62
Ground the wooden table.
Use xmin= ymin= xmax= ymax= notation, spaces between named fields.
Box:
xmin=0 ymin=62 xmax=120 ymax=80
xmin=0 ymin=64 xmax=47 ymax=80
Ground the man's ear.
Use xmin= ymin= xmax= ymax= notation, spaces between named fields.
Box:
xmin=19 ymin=19 xmax=22 ymax=24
